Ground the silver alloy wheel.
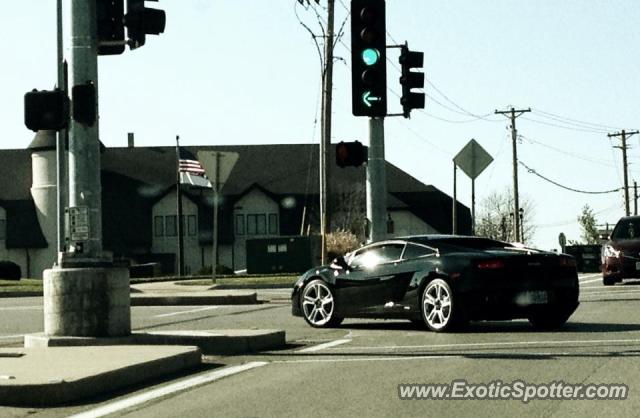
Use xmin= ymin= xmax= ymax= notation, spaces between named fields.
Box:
xmin=302 ymin=281 xmax=335 ymax=326
xmin=422 ymin=280 xmax=452 ymax=330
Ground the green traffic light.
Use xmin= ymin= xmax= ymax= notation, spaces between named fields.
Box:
xmin=361 ymin=48 xmax=380 ymax=66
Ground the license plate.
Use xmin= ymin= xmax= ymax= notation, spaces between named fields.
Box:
xmin=636 ymin=262 xmax=640 ymax=271
xmin=515 ymin=291 xmax=548 ymax=305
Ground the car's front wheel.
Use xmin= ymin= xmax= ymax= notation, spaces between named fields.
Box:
xmin=421 ymin=278 xmax=463 ymax=332
xmin=301 ymin=279 xmax=343 ymax=328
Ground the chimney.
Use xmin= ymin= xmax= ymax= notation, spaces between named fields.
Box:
xmin=127 ymin=132 xmax=134 ymax=148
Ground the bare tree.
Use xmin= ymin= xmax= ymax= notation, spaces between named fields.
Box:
xmin=475 ymin=188 xmax=536 ymax=243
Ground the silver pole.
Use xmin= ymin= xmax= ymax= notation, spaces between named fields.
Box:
xmin=366 ymin=117 xmax=387 ymax=242
xmin=212 ymin=152 xmax=220 ymax=282
xmin=56 ymin=0 xmax=66 ymax=258
xmin=452 ymin=162 xmax=457 ymax=235
xmin=63 ymin=0 xmax=103 ymax=261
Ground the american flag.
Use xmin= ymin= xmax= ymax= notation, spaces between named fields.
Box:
xmin=179 ymin=147 xmax=211 ymax=188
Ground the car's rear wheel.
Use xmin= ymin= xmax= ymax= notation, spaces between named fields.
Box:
xmin=421 ymin=278 xmax=463 ymax=332
xmin=301 ymin=279 xmax=343 ymax=328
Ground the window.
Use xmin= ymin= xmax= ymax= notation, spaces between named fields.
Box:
xmin=235 ymin=214 xmax=245 ymax=235
xmin=188 ymin=215 xmax=196 ymax=236
xmin=403 ymin=243 xmax=436 ymax=260
xmin=154 ymin=216 xmax=164 ymax=237
xmin=165 ymin=215 xmax=177 ymax=237
xmin=349 ymin=243 xmax=405 ymax=269
xmin=269 ymin=214 xmax=278 ymax=235
xmin=0 ymin=219 xmax=5 ymax=240
xmin=247 ymin=214 xmax=267 ymax=235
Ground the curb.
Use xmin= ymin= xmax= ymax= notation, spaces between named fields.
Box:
xmin=213 ymin=284 xmax=292 ymax=290
xmin=24 ymin=329 xmax=286 ymax=355
xmin=130 ymin=293 xmax=259 ymax=306
xmin=0 ymin=346 xmax=201 ymax=407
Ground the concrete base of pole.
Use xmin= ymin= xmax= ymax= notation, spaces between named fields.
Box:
xmin=43 ymin=267 xmax=131 ymax=337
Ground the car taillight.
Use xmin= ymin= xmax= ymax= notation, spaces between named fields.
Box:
xmin=559 ymin=256 xmax=576 ymax=267
xmin=477 ymin=260 xmax=504 ymax=269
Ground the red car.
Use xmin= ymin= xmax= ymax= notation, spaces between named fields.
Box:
xmin=602 ymin=216 xmax=640 ymax=285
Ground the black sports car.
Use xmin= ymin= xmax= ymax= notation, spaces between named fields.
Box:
xmin=292 ymin=235 xmax=579 ymax=332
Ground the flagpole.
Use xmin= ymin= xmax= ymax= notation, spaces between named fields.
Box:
xmin=176 ymin=135 xmax=185 ymax=276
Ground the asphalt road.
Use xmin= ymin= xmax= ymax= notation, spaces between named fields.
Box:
xmin=3 ymin=273 xmax=640 ymax=417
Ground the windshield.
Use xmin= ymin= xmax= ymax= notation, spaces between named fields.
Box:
xmin=611 ymin=219 xmax=640 ymax=240
xmin=410 ymin=237 xmax=514 ymax=253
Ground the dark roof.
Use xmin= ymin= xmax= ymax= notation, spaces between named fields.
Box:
xmin=0 ymin=143 xmax=471 ymax=249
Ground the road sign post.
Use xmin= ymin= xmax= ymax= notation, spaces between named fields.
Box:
xmin=198 ymin=151 xmax=239 ymax=282
xmin=453 ymin=139 xmax=494 ymax=235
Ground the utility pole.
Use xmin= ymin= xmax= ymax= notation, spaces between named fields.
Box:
xmin=608 ymin=130 xmax=638 ymax=216
xmin=635 ymin=181 xmax=638 ymax=216
xmin=319 ymin=0 xmax=335 ymax=264
xmin=367 ymin=118 xmax=387 ymax=242
xmin=495 ymin=107 xmax=531 ymax=242
xmin=56 ymin=0 xmax=67 ymax=257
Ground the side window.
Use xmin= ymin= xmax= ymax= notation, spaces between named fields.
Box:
xmin=403 ymin=243 xmax=436 ymax=260
xmin=349 ymin=243 xmax=405 ymax=269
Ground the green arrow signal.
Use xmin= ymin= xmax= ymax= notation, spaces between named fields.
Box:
xmin=362 ymin=91 xmax=382 ymax=108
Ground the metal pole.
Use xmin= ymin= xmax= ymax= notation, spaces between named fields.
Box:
xmin=452 ymin=162 xmax=457 ymax=234
xmin=319 ymin=0 xmax=335 ymax=264
xmin=366 ymin=117 xmax=387 ymax=242
xmin=175 ymin=136 xmax=184 ymax=276
xmin=56 ymin=0 xmax=67 ymax=259
xmin=212 ymin=152 xmax=220 ymax=283
xmin=471 ymin=178 xmax=475 ymax=236
xmin=63 ymin=0 xmax=103 ymax=261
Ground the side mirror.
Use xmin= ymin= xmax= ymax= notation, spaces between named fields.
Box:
xmin=330 ymin=256 xmax=350 ymax=270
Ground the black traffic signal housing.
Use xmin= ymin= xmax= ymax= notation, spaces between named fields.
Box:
xmin=336 ymin=141 xmax=367 ymax=168
xmin=97 ymin=0 xmax=126 ymax=55
xmin=24 ymin=89 xmax=69 ymax=132
xmin=399 ymin=44 xmax=425 ymax=118
xmin=72 ymin=83 xmax=97 ymax=126
xmin=125 ymin=0 xmax=166 ymax=49
xmin=350 ymin=0 xmax=387 ymax=117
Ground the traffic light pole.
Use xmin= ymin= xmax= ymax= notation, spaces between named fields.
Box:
xmin=42 ymin=0 xmax=130 ymax=338
xmin=367 ymin=117 xmax=387 ymax=242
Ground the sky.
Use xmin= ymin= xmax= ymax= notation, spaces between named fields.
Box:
xmin=3 ymin=1 xmax=640 ymax=251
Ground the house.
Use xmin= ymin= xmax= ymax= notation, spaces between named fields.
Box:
xmin=0 ymin=131 xmax=471 ymax=278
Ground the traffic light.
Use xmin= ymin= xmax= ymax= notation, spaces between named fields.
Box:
xmin=399 ymin=44 xmax=425 ymax=118
xmin=97 ymin=0 xmax=125 ymax=55
xmin=125 ymin=0 xmax=166 ymax=49
xmin=24 ymin=89 xmax=69 ymax=132
xmin=350 ymin=0 xmax=387 ymax=117
xmin=336 ymin=141 xmax=367 ymax=168
xmin=72 ymin=83 xmax=97 ymax=126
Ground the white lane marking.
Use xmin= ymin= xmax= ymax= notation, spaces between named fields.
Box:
xmin=579 ymin=273 xmax=601 ymax=281
xmin=68 ymin=361 xmax=267 ymax=418
xmin=276 ymin=355 xmax=450 ymax=364
xmin=328 ymin=338 xmax=640 ymax=352
xmin=0 ymin=306 xmax=42 ymax=311
xmin=581 ymin=289 xmax=640 ymax=297
xmin=297 ymin=338 xmax=352 ymax=353
xmin=153 ymin=306 xmax=219 ymax=318
xmin=579 ymin=278 xmax=603 ymax=285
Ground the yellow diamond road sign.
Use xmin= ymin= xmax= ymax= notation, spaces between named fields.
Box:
xmin=453 ymin=139 xmax=493 ymax=180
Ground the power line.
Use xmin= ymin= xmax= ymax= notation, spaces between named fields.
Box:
xmin=519 ymin=161 xmax=622 ymax=194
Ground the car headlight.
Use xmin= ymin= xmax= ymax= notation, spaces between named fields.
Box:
xmin=603 ymin=245 xmax=620 ymax=258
